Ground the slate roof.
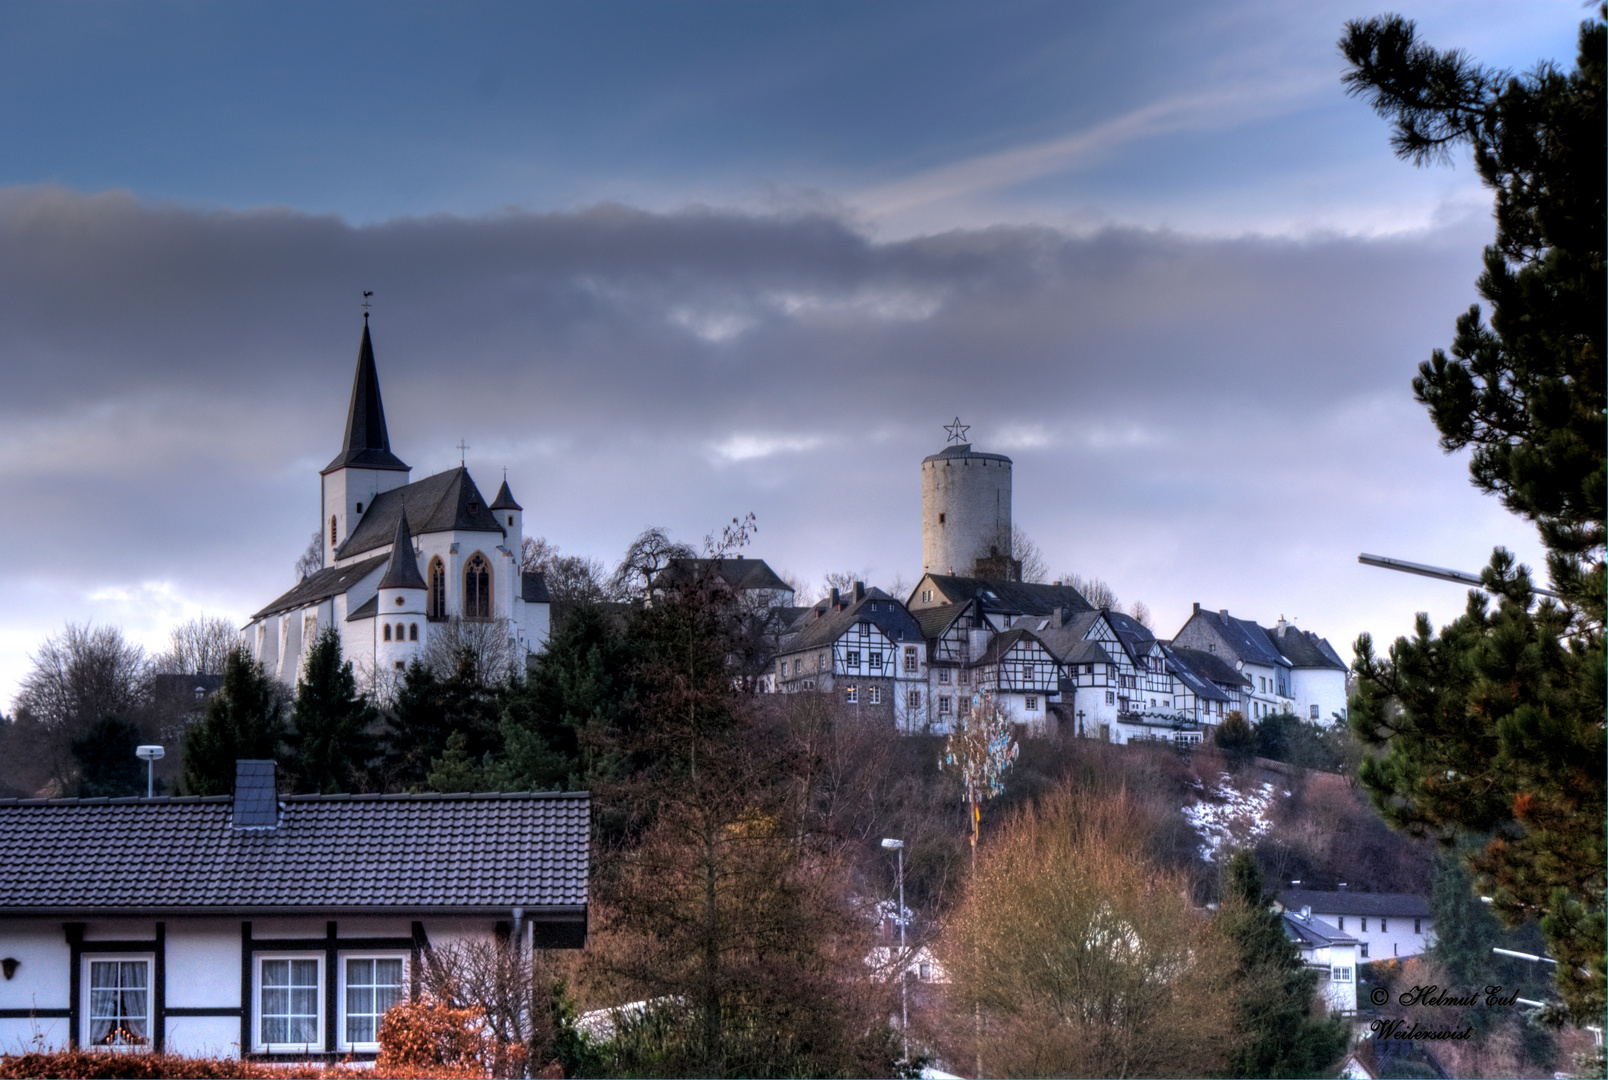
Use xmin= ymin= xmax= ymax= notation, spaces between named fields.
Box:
xmin=336 ymin=467 xmax=505 ymax=560
xmin=323 ymin=322 xmax=409 ymax=474
xmin=521 ymin=571 xmax=551 ymax=604
xmin=1161 ymin=647 xmax=1234 ymax=702
xmin=1028 ymin=610 xmax=1104 ymax=664
xmin=912 ymin=600 xmax=975 ymax=641
xmin=489 ymin=478 xmax=523 ymax=512
xmin=0 ymin=790 xmax=589 ymax=915
xmin=1277 ymin=890 xmax=1432 ymax=919
xmin=377 ymin=512 xmax=427 ymax=590
xmin=782 ymin=587 xmax=922 ymax=653
xmin=652 ymin=557 xmax=792 ymax=593
xmin=921 ymin=442 xmax=1013 ymax=465
xmin=1104 ymin=609 xmax=1159 ymax=662
xmin=1265 ymin=624 xmax=1348 ymax=671
xmin=1186 ymin=607 xmax=1289 ymax=669
xmin=254 ymin=553 xmax=390 ymax=621
xmin=916 ymin=575 xmax=1094 ymax=619
xmin=1282 ymin=911 xmax=1358 ymax=948
xmin=970 ymin=627 xmax=1054 ymax=668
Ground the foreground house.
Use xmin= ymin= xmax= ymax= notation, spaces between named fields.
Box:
xmin=0 ymin=762 xmax=588 ymax=1060
xmin=1282 ymin=910 xmax=1360 ymax=1015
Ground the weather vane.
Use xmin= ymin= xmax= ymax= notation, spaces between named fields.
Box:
xmin=362 ymin=290 xmax=373 ymax=321
xmin=944 ymin=417 xmax=970 ymax=444
xmin=456 ymin=439 xmax=470 ymax=465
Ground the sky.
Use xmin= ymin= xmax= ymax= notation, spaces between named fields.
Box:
xmin=0 ymin=0 xmax=1587 ymax=710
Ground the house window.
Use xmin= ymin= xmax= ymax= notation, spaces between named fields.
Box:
xmin=1360 ymin=943 xmax=1370 ymax=959
xmin=356 ymin=502 xmax=363 ymax=514
xmin=818 ymin=654 xmax=827 ymax=672
xmin=86 ymin=958 xmax=150 ymax=1046
xmin=907 ymin=689 xmax=921 ymax=709
xmin=1025 ymin=695 xmax=1038 ymax=711
xmin=1331 ymin=966 xmax=1352 ymax=983
xmin=938 ymin=669 xmax=951 ymax=685
xmin=257 ymin=955 xmax=323 ymax=1051
xmin=409 ymin=624 xmax=418 ymax=641
xmin=427 ymin=557 xmax=446 ymax=619
xmin=1083 ymin=663 xmax=1093 ymax=674
xmin=939 ymin=696 xmax=952 ymax=715
xmin=1414 ymin=918 xmax=1421 ymax=934
xmin=341 ymin=956 xmax=406 ymax=1049
xmin=1361 ymin=918 xmax=1367 ymax=932
xmin=869 ymin=651 xmax=882 ymax=669
xmin=958 ymin=696 xmax=971 ymax=717
xmin=959 ymin=668 xmax=969 ymax=684
xmin=463 ymin=554 xmax=492 ymax=618
xmin=1311 ymin=704 xmax=1320 ymax=719
xmin=383 ymin=624 xmax=392 ymax=641
xmin=903 ymin=646 xmax=918 ymax=673
xmin=1337 ymin=917 xmax=1344 ymax=930
xmin=921 ymin=590 xmax=932 ymax=602
xmin=868 ymin=686 xmax=881 ymax=705
xmin=845 ymin=650 xmax=860 ymax=667
xmin=846 ymin=686 xmax=857 ymax=704
xmin=1380 ymin=918 xmax=1388 ymax=932
xmin=1105 ymin=691 xmax=1115 ymax=705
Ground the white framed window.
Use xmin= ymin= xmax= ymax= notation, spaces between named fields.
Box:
xmin=958 ymin=668 xmax=969 ymax=685
xmin=340 ymin=954 xmax=407 ymax=1051
xmin=938 ymin=668 xmax=951 ymax=685
xmin=84 ymin=956 xmax=152 ymax=1048
xmin=256 ymin=953 xmax=324 ymax=1053
xmin=907 ymin=689 xmax=921 ymax=709
xmin=1331 ymin=965 xmax=1352 ymax=983
xmin=1025 ymin=695 xmax=1038 ymax=711
xmin=958 ymin=696 xmax=971 ymax=717
xmin=903 ymin=646 xmax=918 ymax=673
xmin=868 ymin=686 xmax=882 ymax=705
xmin=1380 ymin=918 xmax=1388 ymax=932
xmin=845 ymin=650 xmax=860 ymax=667
xmin=1105 ymin=691 xmax=1115 ymax=705
xmin=846 ymin=686 xmax=857 ymax=704
xmin=1310 ymin=704 xmax=1320 ymax=719
xmin=868 ymin=651 xmax=882 ymax=670
xmin=938 ymin=696 xmax=952 ymax=715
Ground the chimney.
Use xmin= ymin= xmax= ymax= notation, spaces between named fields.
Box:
xmin=854 ymin=581 xmax=866 ymax=602
xmin=1193 ymin=602 xmax=1200 ymax=614
xmin=233 ymin=760 xmax=280 ymax=830
xmin=1052 ymin=606 xmax=1063 ymax=625
xmin=1301 ymin=905 xmax=1312 ymax=920
xmin=1219 ymin=609 xmax=1229 ymax=619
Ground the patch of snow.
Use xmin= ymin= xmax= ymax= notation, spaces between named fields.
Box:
xmin=1182 ymin=774 xmax=1279 ymax=861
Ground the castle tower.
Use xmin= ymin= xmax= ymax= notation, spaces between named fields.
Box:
xmin=921 ymin=437 xmax=1012 ymax=577
xmin=320 ymin=318 xmax=411 ymax=567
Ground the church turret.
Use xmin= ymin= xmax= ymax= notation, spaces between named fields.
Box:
xmin=490 ymin=474 xmax=523 ymax=564
xmin=376 ymin=511 xmax=426 ymax=674
xmin=321 ymin=319 xmax=412 ymax=566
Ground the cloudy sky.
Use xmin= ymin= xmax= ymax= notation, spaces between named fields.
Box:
xmin=0 ymin=1 xmax=1584 ymax=708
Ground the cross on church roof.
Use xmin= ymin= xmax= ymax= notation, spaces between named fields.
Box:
xmin=362 ymin=290 xmax=373 ymax=321
xmin=456 ymin=439 xmax=470 ymax=465
xmin=944 ymin=417 xmax=970 ymax=444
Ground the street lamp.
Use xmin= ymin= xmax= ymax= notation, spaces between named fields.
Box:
xmin=880 ymin=837 xmax=907 ymax=1063
xmin=135 ymin=745 xmax=164 ymax=798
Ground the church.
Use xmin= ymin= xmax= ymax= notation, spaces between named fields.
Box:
xmin=242 ymin=320 xmax=550 ymax=688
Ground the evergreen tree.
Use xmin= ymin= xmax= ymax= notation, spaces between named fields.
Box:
xmin=180 ymin=648 xmax=287 ymax=795
xmin=1217 ymin=850 xmax=1348 ymax=1079
xmin=1341 ymin=10 xmax=1605 ymax=1020
xmin=288 ymin=628 xmax=377 ymax=794
xmin=70 ymin=715 xmax=146 ymax=798
xmin=382 ymin=659 xmax=452 ymax=790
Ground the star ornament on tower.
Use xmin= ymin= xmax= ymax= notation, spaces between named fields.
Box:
xmin=944 ymin=417 xmax=970 ymax=444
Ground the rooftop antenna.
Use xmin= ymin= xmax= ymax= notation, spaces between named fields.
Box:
xmin=456 ymin=439 xmax=470 ymax=466
xmin=361 ymin=290 xmax=373 ymax=322
xmin=944 ymin=417 xmax=970 ymax=444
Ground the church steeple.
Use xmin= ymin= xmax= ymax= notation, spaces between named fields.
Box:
xmin=324 ymin=320 xmax=409 ymax=474
xmin=378 ymin=511 xmax=427 ymax=590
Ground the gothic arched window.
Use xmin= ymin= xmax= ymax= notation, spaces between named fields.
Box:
xmin=427 ymin=557 xmax=446 ymax=620
xmin=383 ymin=624 xmax=392 ymax=641
xmin=409 ymin=623 xmax=418 ymax=641
xmin=464 ymin=553 xmax=491 ymax=619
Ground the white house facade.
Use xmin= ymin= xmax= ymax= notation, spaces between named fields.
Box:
xmin=1283 ymin=911 xmax=1360 ymax=1016
xmin=1277 ymin=889 xmax=1434 ymax=961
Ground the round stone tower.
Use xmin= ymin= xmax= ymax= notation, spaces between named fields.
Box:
xmin=922 ymin=442 xmax=1012 ymax=576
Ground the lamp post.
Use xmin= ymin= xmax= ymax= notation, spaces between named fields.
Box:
xmin=881 ymin=837 xmax=907 ymax=1064
xmin=135 ymin=745 xmax=164 ymax=798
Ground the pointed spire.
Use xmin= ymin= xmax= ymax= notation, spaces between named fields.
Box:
xmin=323 ymin=322 xmax=410 ymax=473
xmin=378 ymin=510 xmax=427 ymax=590
xmin=489 ymin=475 xmax=522 ymax=512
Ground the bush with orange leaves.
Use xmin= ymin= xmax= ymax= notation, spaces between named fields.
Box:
xmin=374 ymin=994 xmax=526 ymax=1078
xmin=0 ymin=1050 xmax=372 ymax=1079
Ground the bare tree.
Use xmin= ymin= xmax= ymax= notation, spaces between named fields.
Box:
xmin=294 ymin=529 xmax=324 ymax=580
xmin=1128 ymin=600 xmax=1154 ymax=629
xmin=821 ymin=570 xmax=863 ymax=601
xmin=12 ymin=624 xmax=149 ymax=792
xmin=421 ymin=617 xmax=519 ymax=687
xmin=1059 ymin=572 xmax=1119 ymax=610
xmin=420 ymin=933 xmax=554 ymax=1077
xmin=520 ymin=536 xmax=614 ymax=604
xmin=520 ymin=535 xmax=558 ymax=574
xmin=152 ymin=616 xmax=238 ymax=675
xmin=610 ymin=526 xmax=695 ymax=600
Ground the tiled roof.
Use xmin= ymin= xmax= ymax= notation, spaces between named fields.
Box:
xmin=1163 ymin=646 xmax=1248 ymax=700
xmin=521 ymin=571 xmax=551 ymax=604
xmin=1278 ymin=890 xmax=1431 ymax=918
xmin=782 ymin=588 xmax=922 ymax=653
xmin=1162 ymin=647 xmax=1232 ymax=703
xmin=0 ymin=791 xmax=589 ymax=914
xmin=917 ymin=575 xmax=1094 ymax=618
xmin=652 ymin=557 xmax=792 ymax=593
xmin=254 ymin=554 xmax=390 ymax=621
xmin=1265 ymin=625 xmax=1348 ymax=671
xmin=912 ymin=600 xmax=973 ymax=641
xmin=970 ymin=627 xmax=1051 ymax=668
xmin=489 ymin=478 xmax=523 ymax=512
xmin=1282 ymin=911 xmax=1357 ymax=948
xmin=336 ymin=468 xmax=505 ymax=560
xmin=1188 ymin=608 xmax=1289 ymax=669
xmin=377 ymin=512 xmax=427 ymax=590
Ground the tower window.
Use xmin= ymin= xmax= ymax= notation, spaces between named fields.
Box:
xmin=508 ymin=515 xmax=514 ymax=526
xmin=427 ymin=558 xmax=446 ymax=619
xmin=331 ymin=516 xmax=338 ymax=546
xmin=356 ymin=502 xmax=363 ymax=514
xmin=395 ymin=623 xmax=405 ymax=641
xmin=409 ymin=624 xmax=418 ymax=641
xmin=463 ymin=553 xmax=491 ymax=619
xmin=383 ymin=625 xmax=392 ymax=641
xmin=938 ymin=513 xmax=946 ymax=524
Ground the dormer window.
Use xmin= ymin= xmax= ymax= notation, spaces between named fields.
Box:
xmin=356 ymin=502 xmax=364 ymax=514
xmin=468 ymin=501 xmax=480 ymax=515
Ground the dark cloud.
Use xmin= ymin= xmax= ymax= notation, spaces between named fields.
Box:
xmin=0 ymin=186 xmax=1539 ymax=707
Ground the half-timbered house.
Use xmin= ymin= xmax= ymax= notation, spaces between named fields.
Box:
xmin=772 ymin=584 xmax=929 ymax=731
xmin=966 ymin=629 xmax=1062 ymax=735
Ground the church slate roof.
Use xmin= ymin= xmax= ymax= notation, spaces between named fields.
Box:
xmin=253 ymin=553 xmax=390 ymax=620
xmin=336 ymin=467 xmax=505 ymax=560
xmin=782 ymin=587 xmax=922 ymax=654
xmin=377 ymin=511 xmax=427 ymax=590
xmin=917 ymin=575 xmax=1095 ymax=618
xmin=489 ymin=478 xmax=523 ymax=512
xmin=521 ymin=572 xmax=551 ymax=604
xmin=0 ymin=790 xmax=589 ymax=915
xmin=323 ymin=322 xmax=409 ymax=474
